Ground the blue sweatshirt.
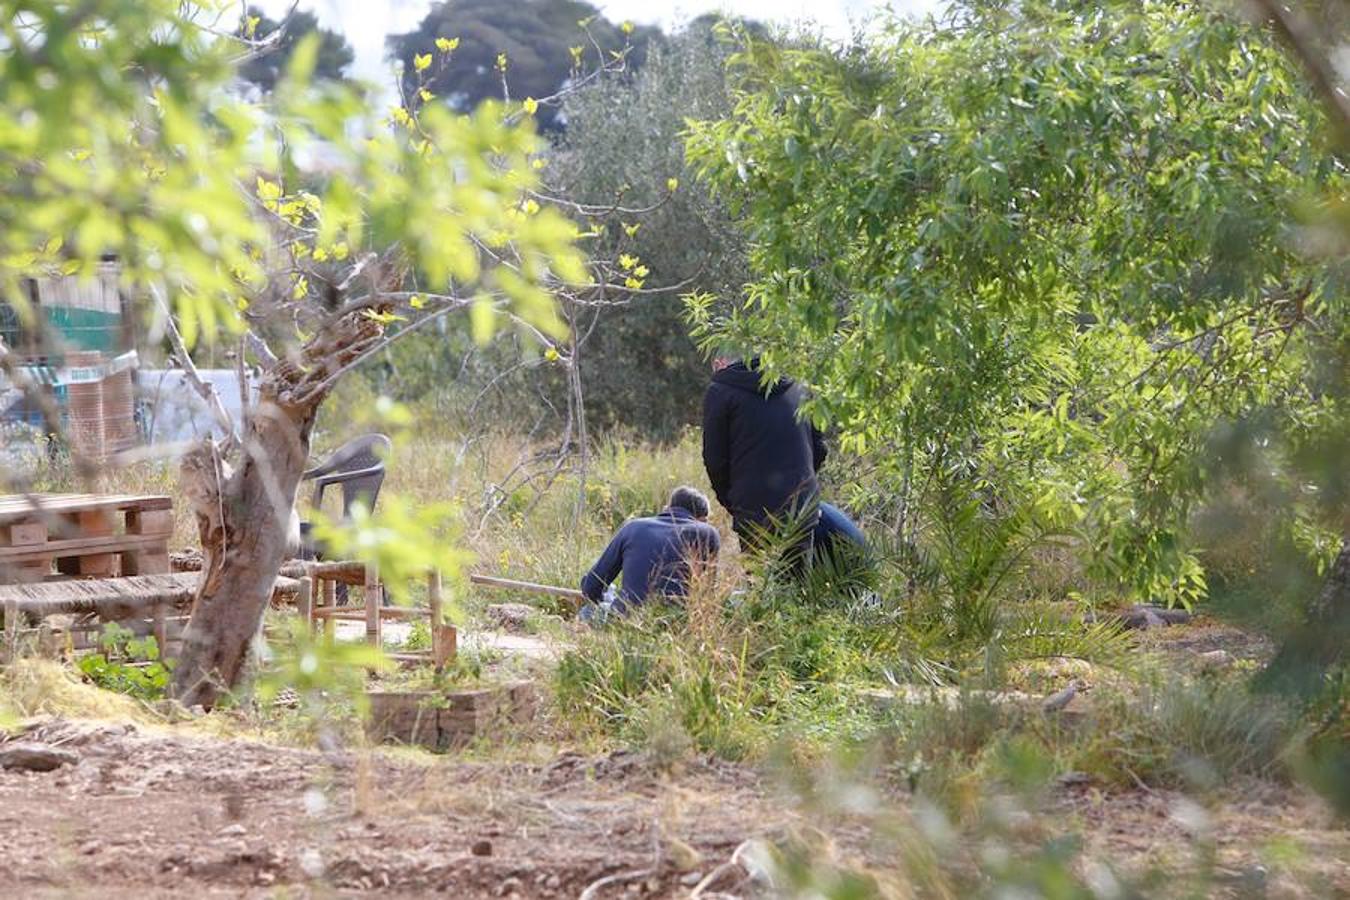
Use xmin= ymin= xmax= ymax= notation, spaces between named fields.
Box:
xmin=580 ymin=507 xmax=721 ymax=610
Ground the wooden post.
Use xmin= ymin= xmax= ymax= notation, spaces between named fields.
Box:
xmin=428 ymin=569 xmax=456 ymax=669
xmin=3 ymin=597 xmax=18 ymax=662
xmin=296 ymin=576 xmax=313 ymax=632
xmin=428 ymin=569 xmax=442 ymax=627
xmin=124 ymin=508 xmax=172 ymax=575
xmin=152 ymin=603 xmax=168 ymax=658
xmin=322 ymin=578 xmax=336 ymax=640
xmin=364 ymin=563 xmax=381 ymax=646
xmin=434 ymin=624 xmax=457 ymax=670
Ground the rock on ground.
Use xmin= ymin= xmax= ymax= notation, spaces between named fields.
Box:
xmin=0 ymin=742 xmax=79 ymax=771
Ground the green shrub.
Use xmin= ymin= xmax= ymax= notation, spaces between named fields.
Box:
xmin=76 ymin=622 xmax=174 ymax=701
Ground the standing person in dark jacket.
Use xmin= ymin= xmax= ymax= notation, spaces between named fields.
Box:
xmin=579 ymin=486 xmax=721 ymax=624
xmin=702 ymin=357 xmax=826 ymax=570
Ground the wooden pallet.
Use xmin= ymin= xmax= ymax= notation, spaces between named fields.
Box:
xmin=0 ymin=494 xmax=173 ymax=582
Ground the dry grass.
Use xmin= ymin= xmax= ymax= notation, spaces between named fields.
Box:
xmin=0 ymin=657 xmax=152 ymax=723
xmin=29 ymin=418 xmax=725 ymax=612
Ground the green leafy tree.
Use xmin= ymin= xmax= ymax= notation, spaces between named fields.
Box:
xmin=235 ymin=6 xmax=356 ymax=93
xmin=386 ymin=0 xmax=659 ymax=133
xmin=685 ymin=1 xmax=1344 ymax=613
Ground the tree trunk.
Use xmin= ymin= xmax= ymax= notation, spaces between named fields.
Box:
xmin=1260 ymin=538 xmax=1350 ymax=696
xmin=172 ymin=312 xmax=382 ymax=709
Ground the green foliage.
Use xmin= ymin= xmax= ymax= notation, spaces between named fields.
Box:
xmin=3 ymin=1 xmax=587 ymax=352
xmin=685 ymin=1 xmax=1342 ymax=606
xmin=1071 ymin=681 xmax=1297 ymax=791
xmin=402 ymin=618 xmax=433 ymax=652
xmin=555 ymin=599 xmax=861 ymax=760
xmin=1 ymin=0 xmax=263 ymax=343
xmin=76 ymin=622 xmax=173 ymax=700
xmin=256 ymin=617 xmax=392 ymax=706
xmin=310 ymin=496 xmax=473 ymax=610
xmin=555 ymin=545 xmax=1133 ymax=760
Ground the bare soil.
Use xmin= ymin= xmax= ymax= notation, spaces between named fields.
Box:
xmin=1 ymin=715 xmax=1346 ymax=898
xmin=0 ymin=617 xmax=1346 ymax=898
xmin=0 ymin=718 xmax=776 ymax=898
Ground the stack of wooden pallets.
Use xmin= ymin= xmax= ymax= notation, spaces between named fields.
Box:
xmin=0 ymin=493 xmax=173 ymax=583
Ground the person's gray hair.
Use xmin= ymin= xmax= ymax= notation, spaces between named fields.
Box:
xmin=669 ymin=485 xmax=710 ymax=519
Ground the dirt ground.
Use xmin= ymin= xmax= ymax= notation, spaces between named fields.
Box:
xmin=1 ymin=714 xmax=1346 ymax=898
xmin=0 ymin=616 xmax=1347 ymax=898
xmin=0 ymin=717 xmax=777 ymax=899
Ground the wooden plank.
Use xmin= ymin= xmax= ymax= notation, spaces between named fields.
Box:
xmin=0 ymin=572 xmax=296 ymax=618
xmin=122 ymin=548 xmax=171 ymax=576
xmin=66 ymin=509 xmax=116 ymax=577
xmin=0 ymin=532 xmax=167 ymax=564
xmin=388 ymin=652 xmax=434 ymax=666
xmin=0 ymin=494 xmax=172 ymax=525
xmin=126 ymin=509 xmax=174 ymax=537
xmin=1 ymin=561 xmax=52 ymax=583
xmin=1 ymin=522 xmax=47 ymax=546
xmin=311 ymin=605 xmax=427 ymax=621
xmin=0 ymin=573 xmax=200 ymax=615
xmin=469 ymin=573 xmax=585 ymax=602
xmin=278 ymin=559 xmax=368 ymax=585
xmin=312 ymin=609 xmax=368 ymax=622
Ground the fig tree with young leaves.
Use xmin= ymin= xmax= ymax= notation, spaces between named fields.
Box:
xmin=1 ymin=0 xmax=591 ymax=707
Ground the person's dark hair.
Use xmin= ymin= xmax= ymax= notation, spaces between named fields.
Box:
xmin=668 ymin=485 xmax=710 ymax=519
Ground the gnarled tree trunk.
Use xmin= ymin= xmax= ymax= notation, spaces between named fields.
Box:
xmin=1260 ymin=538 xmax=1350 ymax=697
xmin=172 ymin=312 xmax=382 ymax=709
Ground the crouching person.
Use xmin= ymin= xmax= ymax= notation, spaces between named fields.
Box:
xmin=579 ymin=486 xmax=720 ymax=625
xmin=814 ymin=502 xmax=865 ymax=567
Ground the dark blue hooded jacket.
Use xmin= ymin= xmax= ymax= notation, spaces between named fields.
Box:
xmin=580 ymin=507 xmax=720 ymax=609
xmin=702 ymin=360 xmax=826 ymax=529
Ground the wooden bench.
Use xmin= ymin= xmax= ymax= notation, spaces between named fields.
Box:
xmin=172 ymin=554 xmax=459 ymax=669
xmin=0 ymin=571 xmax=307 ymax=660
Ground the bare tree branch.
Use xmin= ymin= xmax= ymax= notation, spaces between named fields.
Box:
xmin=150 ymin=283 xmax=240 ymax=448
xmin=245 ymin=329 xmax=278 ymax=368
xmin=1249 ymin=0 xmax=1350 ymax=143
xmin=293 ymin=295 xmax=477 ymax=404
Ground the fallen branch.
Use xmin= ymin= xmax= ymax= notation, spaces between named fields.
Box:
xmin=578 ymin=866 xmax=657 ymax=900
xmin=469 ymin=573 xmax=585 ymax=604
xmin=690 ymin=839 xmax=757 ymax=899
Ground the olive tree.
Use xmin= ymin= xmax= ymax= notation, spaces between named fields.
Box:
xmin=545 ymin=19 xmax=753 ymax=437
